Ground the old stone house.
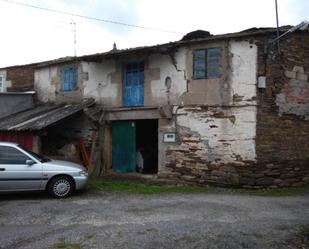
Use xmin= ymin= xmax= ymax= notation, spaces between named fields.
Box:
xmin=1 ymin=26 xmax=309 ymax=188
xmin=0 ymin=59 xmax=95 ymax=155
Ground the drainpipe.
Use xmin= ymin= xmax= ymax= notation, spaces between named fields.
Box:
xmin=275 ymin=0 xmax=280 ymax=53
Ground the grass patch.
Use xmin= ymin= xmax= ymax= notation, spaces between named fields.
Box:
xmin=86 ymin=179 xmax=309 ymax=196
xmin=86 ymin=179 xmax=209 ymax=194
xmin=53 ymin=238 xmax=82 ymax=249
xmin=53 ymin=234 xmax=95 ymax=249
xmin=83 ymin=234 xmax=94 ymax=240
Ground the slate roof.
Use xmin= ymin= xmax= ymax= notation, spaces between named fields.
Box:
xmin=0 ymin=99 xmax=95 ymax=131
xmin=2 ymin=25 xmax=307 ymax=69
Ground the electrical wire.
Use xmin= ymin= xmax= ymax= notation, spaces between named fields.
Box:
xmin=0 ymin=0 xmax=184 ymax=34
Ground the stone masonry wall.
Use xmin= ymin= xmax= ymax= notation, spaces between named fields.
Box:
xmin=163 ymin=106 xmax=258 ymax=187
xmin=160 ymin=32 xmax=309 ymax=188
xmin=254 ymin=32 xmax=309 ymax=187
xmin=6 ymin=66 xmax=35 ymax=92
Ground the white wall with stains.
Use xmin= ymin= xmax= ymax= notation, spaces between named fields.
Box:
xmin=148 ymin=48 xmax=187 ymax=105
xmin=175 ymin=106 xmax=257 ymax=165
xmin=165 ymin=40 xmax=258 ymax=166
xmin=82 ymin=60 xmax=119 ymax=106
xmin=229 ymin=40 xmax=257 ymax=105
xmin=34 ymin=66 xmax=57 ymax=102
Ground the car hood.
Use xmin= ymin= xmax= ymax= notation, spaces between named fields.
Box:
xmin=42 ymin=159 xmax=86 ymax=171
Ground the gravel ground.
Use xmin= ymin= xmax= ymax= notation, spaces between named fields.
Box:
xmin=0 ymin=191 xmax=309 ymax=249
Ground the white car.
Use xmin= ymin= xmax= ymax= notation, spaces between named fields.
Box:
xmin=0 ymin=142 xmax=88 ymax=198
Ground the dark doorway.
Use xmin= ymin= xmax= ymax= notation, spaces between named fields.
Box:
xmin=136 ymin=119 xmax=158 ymax=174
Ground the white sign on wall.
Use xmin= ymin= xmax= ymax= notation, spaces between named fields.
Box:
xmin=163 ymin=133 xmax=176 ymax=143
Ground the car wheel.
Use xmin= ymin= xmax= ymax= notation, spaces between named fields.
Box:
xmin=48 ymin=176 xmax=74 ymax=198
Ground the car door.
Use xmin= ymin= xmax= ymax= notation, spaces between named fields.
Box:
xmin=0 ymin=145 xmax=43 ymax=191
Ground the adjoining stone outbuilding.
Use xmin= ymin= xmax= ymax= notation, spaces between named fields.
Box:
xmin=2 ymin=25 xmax=309 ymax=188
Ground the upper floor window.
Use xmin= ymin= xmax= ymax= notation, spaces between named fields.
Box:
xmin=0 ymin=75 xmax=4 ymax=92
xmin=61 ymin=65 xmax=77 ymax=91
xmin=193 ymin=48 xmax=222 ymax=79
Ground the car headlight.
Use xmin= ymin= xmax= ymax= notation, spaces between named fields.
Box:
xmin=79 ymin=170 xmax=88 ymax=177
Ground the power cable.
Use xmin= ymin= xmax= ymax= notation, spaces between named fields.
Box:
xmin=0 ymin=0 xmax=184 ymax=34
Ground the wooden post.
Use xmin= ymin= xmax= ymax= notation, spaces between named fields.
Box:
xmin=88 ymin=131 xmax=97 ymax=174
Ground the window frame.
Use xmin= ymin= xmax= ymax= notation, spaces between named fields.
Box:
xmin=0 ymin=145 xmax=31 ymax=165
xmin=192 ymin=47 xmax=222 ymax=80
xmin=60 ymin=65 xmax=78 ymax=92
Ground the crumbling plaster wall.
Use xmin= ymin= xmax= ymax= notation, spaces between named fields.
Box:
xmin=82 ymin=60 xmax=120 ymax=106
xmin=82 ymin=50 xmax=187 ymax=107
xmin=230 ymin=41 xmax=258 ymax=106
xmin=34 ymin=62 xmax=87 ymax=103
xmin=34 ymin=66 xmax=57 ymax=102
xmin=148 ymin=48 xmax=187 ymax=105
xmin=159 ymin=40 xmax=258 ymax=186
xmin=276 ymin=66 xmax=309 ymax=119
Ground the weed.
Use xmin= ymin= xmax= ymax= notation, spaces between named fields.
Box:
xmin=86 ymin=179 xmax=211 ymax=194
xmin=86 ymin=179 xmax=309 ymax=197
xmin=53 ymin=238 xmax=83 ymax=249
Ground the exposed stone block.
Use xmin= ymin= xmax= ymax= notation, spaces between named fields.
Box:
xmin=292 ymin=66 xmax=305 ymax=74
xmin=181 ymin=175 xmax=197 ymax=181
xmin=211 ymin=170 xmax=226 ymax=177
xmin=239 ymin=177 xmax=255 ymax=186
xmin=296 ymin=72 xmax=308 ymax=81
xmin=285 ymin=70 xmax=296 ymax=79
xmin=256 ymin=177 xmax=274 ymax=185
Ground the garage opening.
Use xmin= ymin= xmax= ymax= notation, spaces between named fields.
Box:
xmin=136 ymin=119 xmax=158 ymax=174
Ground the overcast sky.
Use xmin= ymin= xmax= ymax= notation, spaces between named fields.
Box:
xmin=0 ymin=0 xmax=308 ymax=67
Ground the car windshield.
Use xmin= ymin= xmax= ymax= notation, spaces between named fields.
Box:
xmin=18 ymin=145 xmax=51 ymax=163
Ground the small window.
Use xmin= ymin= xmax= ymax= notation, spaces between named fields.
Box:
xmin=61 ymin=65 xmax=77 ymax=91
xmin=0 ymin=75 xmax=4 ymax=92
xmin=0 ymin=146 xmax=30 ymax=164
xmin=193 ymin=48 xmax=222 ymax=79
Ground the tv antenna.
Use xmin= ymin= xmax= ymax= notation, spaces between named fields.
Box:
xmin=275 ymin=0 xmax=280 ymax=51
xmin=70 ymin=20 xmax=77 ymax=56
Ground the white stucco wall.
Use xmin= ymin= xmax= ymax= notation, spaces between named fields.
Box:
xmin=34 ymin=51 xmax=187 ymax=106
xmin=229 ymin=40 xmax=257 ymax=105
xmin=176 ymin=106 xmax=256 ymax=164
xmin=34 ymin=66 xmax=57 ymax=102
xmin=148 ymin=48 xmax=187 ymax=105
xmin=82 ymin=61 xmax=119 ymax=106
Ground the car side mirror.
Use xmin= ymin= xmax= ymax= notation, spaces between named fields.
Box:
xmin=26 ymin=159 xmax=36 ymax=166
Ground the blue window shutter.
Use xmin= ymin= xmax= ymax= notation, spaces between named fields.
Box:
xmin=61 ymin=65 xmax=77 ymax=91
xmin=61 ymin=68 xmax=67 ymax=91
xmin=124 ymin=61 xmax=144 ymax=106
xmin=73 ymin=67 xmax=77 ymax=90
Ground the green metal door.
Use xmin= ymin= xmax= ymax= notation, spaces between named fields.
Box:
xmin=112 ymin=121 xmax=136 ymax=173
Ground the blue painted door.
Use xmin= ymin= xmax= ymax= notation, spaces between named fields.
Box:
xmin=123 ymin=62 xmax=144 ymax=106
